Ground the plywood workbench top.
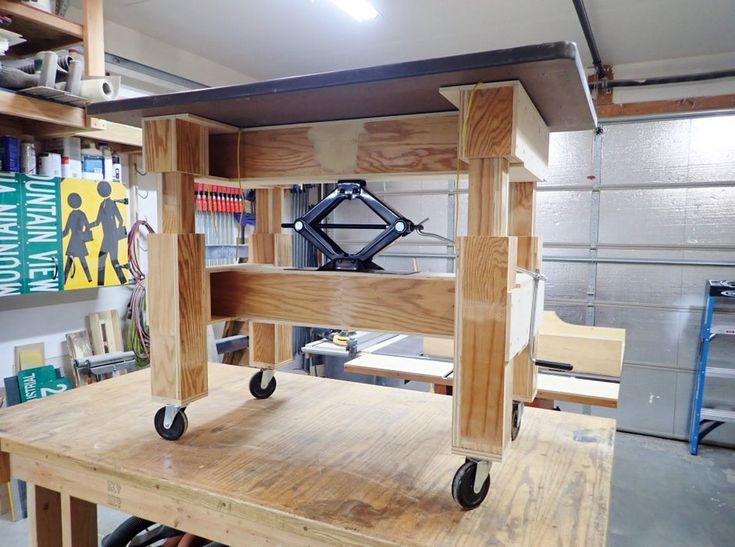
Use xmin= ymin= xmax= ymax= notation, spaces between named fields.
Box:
xmin=0 ymin=365 xmax=614 ymax=546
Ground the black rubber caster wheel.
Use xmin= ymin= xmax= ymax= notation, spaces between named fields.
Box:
xmin=511 ymin=400 xmax=524 ymax=441
xmin=154 ymin=407 xmax=188 ymax=441
xmin=249 ymin=371 xmax=277 ymax=399
xmin=451 ymin=458 xmax=490 ymax=509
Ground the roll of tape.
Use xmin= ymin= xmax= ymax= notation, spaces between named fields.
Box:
xmin=79 ymin=78 xmax=118 ymax=101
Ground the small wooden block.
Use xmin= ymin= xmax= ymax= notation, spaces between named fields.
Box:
xmin=149 ymin=233 xmax=208 ymax=404
xmin=510 ymin=181 xmax=536 ymax=236
xmin=537 ymin=312 xmax=626 ymax=377
xmin=160 ymin=172 xmax=196 ymax=234
xmin=143 ymin=117 xmax=208 ymax=175
xmin=441 ymin=81 xmax=549 ymax=181
xmin=249 ymin=323 xmax=293 ymax=369
xmin=452 ymin=236 xmax=517 ymax=462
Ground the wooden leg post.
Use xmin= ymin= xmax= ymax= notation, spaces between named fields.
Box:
xmin=510 ymin=181 xmax=540 ymax=402
xmin=453 ymin=155 xmax=515 ymax=461
xmin=149 ymin=233 xmax=208 ymax=403
xmin=249 ymin=188 xmax=293 ymax=369
xmin=61 ymin=495 xmax=97 ymax=547
xmin=448 ymin=80 xmax=549 ymax=464
xmin=143 ymin=116 xmax=210 ymax=405
xmin=29 ymin=485 xmax=62 ymax=547
xmin=453 ymin=234 xmax=517 ymax=459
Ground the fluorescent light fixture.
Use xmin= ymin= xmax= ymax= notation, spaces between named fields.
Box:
xmin=330 ymin=0 xmax=379 ymax=21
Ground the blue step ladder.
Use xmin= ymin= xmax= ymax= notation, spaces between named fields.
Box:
xmin=689 ymin=280 xmax=735 ymax=455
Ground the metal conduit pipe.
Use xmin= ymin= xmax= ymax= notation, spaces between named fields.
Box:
xmin=379 ymin=252 xmax=735 ymax=268
xmin=606 ymin=69 xmax=735 ymax=88
xmin=572 ymin=0 xmax=606 ymax=81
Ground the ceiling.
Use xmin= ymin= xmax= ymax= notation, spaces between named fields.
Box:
xmin=74 ymin=0 xmax=735 ymax=81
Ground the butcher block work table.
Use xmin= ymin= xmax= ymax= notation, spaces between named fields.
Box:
xmin=0 ymin=365 xmax=613 ymax=546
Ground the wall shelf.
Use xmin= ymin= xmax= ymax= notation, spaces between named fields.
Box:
xmin=0 ymin=0 xmax=83 ymax=57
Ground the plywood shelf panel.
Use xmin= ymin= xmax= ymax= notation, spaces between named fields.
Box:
xmin=0 ymin=0 xmax=83 ymax=57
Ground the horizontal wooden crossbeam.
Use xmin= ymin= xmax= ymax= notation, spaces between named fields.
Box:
xmin=209 ymin=265 xmax=456 ymax=337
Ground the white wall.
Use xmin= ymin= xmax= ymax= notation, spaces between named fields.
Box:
xmin=65 ymin=6 xmax=256 ymax=88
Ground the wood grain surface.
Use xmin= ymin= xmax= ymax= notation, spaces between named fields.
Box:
xmin=511 ymin=235 xmax=541 ymax=402
xmin=210 ymin=114 xmax=459 ymax=179
xmin=537 ymin=312 xmax=625 ymax=378
xmin=0 ymin=364 xmax=614 ymax=547
xmin=536 ymin=374 xmax=620 ymax=408
xmin=468 ymin=157 xmax=510 ymax=236
xmin=210 ymin=266 xmax=455 ymax=337
xmin=248 ymin=188 xmax=293 ymax=368
xmin=149 ymin=234 xmax=208 ymax=404
xmin=61 ymin=495 xmax=97 ymax=547
xmin=29 ymin=485 xmax=62 ymax=547
xmin=461 ymin=86 xmax=514 ymax=160
xmin=345 ymin=354 xmax=454 ymax=386
xmin=160 ymin=172 xmax=196 ymax=234
xmin=143 ymin=117 xmax=208 ymax=175
xmin=453 ymin=237 xmax=516 ymax=461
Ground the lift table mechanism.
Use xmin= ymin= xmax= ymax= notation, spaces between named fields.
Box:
xmin=283 ymin=180 xmax=417 ymax=272
xmin=87 ymin=42 xmax=598 ymax=512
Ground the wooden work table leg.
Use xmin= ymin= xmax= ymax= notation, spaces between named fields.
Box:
xmin=249 ymin=189 xmax=293 ymax=370
xmin=29 ymin=485 xmax=62 ymax=547
xmin=143 ymin=115 xmax=210 ymax=408
xmin=453 ymin=155 xmax=516 ymax=465
xmin=61 ymin=495 xmax=97 ymax=547
xmin=511 ymin=181 xmax=540 ymax=402
xmin=453 ymin=231 xmax=516 ymax=461
xmin=450 ymin=81 xmax=549 ymax=477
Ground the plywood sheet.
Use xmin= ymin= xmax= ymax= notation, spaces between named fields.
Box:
xmin=537 ymin=374 xmax=619 ymax=408
xmin=0 ymin=364 xmax=614 ymax=546
xmin=345 ymin=354 xmax=453 ymax=386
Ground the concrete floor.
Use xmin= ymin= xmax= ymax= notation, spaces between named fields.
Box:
xmin=609 ymin=432 xmax=735 ymax=547
xmin=0 ymin=432 xmax=732 ymax=546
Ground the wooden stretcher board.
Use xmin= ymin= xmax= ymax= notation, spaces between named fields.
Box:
xmin=345 ymin=354 xmax=620 ymax=408
xmin=0 ymin=364 xmax=614 ymax=546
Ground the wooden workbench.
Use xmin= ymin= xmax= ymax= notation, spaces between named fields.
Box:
xmin=0 ymin=365 xmax=614 ymax=546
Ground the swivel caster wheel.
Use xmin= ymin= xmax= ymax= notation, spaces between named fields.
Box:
xmin=451 ymin=458 xmax=491 ymax=509
xmin=511 ymin=400 xmax=524 ymax=441
xmin=249 ymin=369 xmax=277 ymax=399
xmin=154 ymin=406 xmax=188 ymax=441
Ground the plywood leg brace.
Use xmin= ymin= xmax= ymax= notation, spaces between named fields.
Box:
xmin=249 ymin=188 xmax=293 ymax=368
xmin=453 ymin=234 xmax=517 ymax=461
xmin=510 ymin=181 xmax=540 ymax=402
xmin=144 ymin=116 xmax=210 ymax=405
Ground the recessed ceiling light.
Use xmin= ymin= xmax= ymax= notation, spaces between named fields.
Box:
xmin=329 ymin=0 xmax=379 ymax=22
